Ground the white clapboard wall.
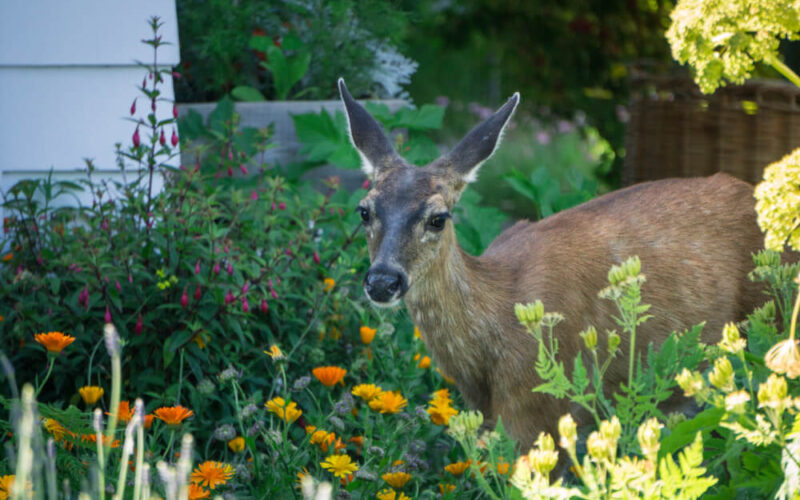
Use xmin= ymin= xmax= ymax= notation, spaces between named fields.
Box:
xmin=0 ymin=2 xmax=180 ymax=220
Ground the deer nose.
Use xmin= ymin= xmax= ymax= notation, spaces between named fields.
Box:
xmin=364 ymin=265 xmax=407 ymax=303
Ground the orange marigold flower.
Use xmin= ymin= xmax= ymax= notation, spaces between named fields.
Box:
xmin=0 ymin=475 xmax=15 ymax=500
xmin=427 ymin=400 xmax=458 ymax=425
xmin=352 ymin=383 xmax=383 ymax=402
xmin=382 ymin=471 xmax=412 ymax=488
xmin=153 ymin=405 xmax=194 ymax=426
xmin=191 ymin=461 xmax=234 ymax=490
xmin=323 ymin=277 xmax=336 ymax=292
xmin=439 ymin=483 xmax=456 ymax=494
xmin=1 ymin=253 xmax=12 ymax=262
xmin=265 ymin=344 xmax=285 ymax=361
xmin=143 ymin=414 xmax=154 ymax=429
xmin=312 ymin=366 xmax=347 ymax=387
xmin=497 ymin=459 xmax=510 ymax=475
xmin=417 ymin=355 xmax=431 ymax=369
xmin=80 ymin=433 xmax=120 ymax=448
xmin=310 ymin=429 xmax=336 ymax=451
xmin=187 ymin=483 xmax=210 ymax=500
xmin=349 ymin=435 xmax=364 ymax=452
xmin=369 ymin=391 xmax=407 ymax=414
xmin=360 ymin=326 xmax=377 ymax=345
xmin=444 ymin=461 xmax=471 ymax=476
xmin=34 ymin=332 xmax=75 ymax=353
xmin=265 ymin=397 xmax=302 ymax=423
xmin=377 ymin=489 xmax=411 ymax=500
xmin=79 ymin=386 xmax=104 ymax=405
xmin=108 ymin=401 xmax=134 ymax=423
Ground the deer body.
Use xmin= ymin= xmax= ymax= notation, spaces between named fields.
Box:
xmin=338 ymin=80 xmax=765 ymax=449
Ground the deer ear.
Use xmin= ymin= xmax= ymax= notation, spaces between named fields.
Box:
xmin=338 ymin=78 xmax=403 ymax=178
xmin=444 ymin=93 xmax=519 ymax=183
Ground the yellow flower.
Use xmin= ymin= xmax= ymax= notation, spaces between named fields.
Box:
xmin=108 ymin=401 xmax=135 ymax=423
xmin=43 ymin=418 xmax=70 ymax=442
xmin=444 ymin=461 xmax=471 ymax=476
xmin=413 ymin=326 xmax=421 ymax=339
xmin=718 ymin=322 xmax=747 ymax=354
xmin=265 ymin=397 xmax=302 ymax=423
xmin=417 ymin=355 xmax=431 ymax=369
xmin=228 ymin=436 xmax=245 ymax=453
xmin=0 ymin=475 xmax=14 ymax=500
xmin=497 ymin=459 xmax=510 ymax=475
xmin=190 ymin=461 xmax=234 ymax=490
xmin=360 ymin=326 xmax=377 ymax=345
xmin=296 ymin=467 xmax=310 ymax=487
xmin=153 ymin=405 xmax=194 ymax=426
xmin=382 ymin=471 xmax=412 ymax=488
xmin=79 ymin=386 xmax=104 ymax=405
xmin=34 ymin=331 xmax=75 ymax=353
xmin=320 ymin=454 xmax=358 ymax=478
xmin=192 ymin=332 xmax=207 ymax=349
xmin=427 ymin=400 xmax=458 ymax=425
xmin=369 ymin=391 xmax=408 ymax=414
xmin=310 ymin=429 xmax=337 ymax=452
xmin=765 ymin=338 xmax=800 ymax=379
xmin=187 ymin=483 xmax=210 ymax=499
xmin=323 ymin=277 xmax=336 ymax=292
xmin=312 ymin=366 xmax=347 ymax=387
xmin=439 ymin=483 xmax=456 ymax=494
xmin=352 ymin=384 xmax=383 ymax=402
xmin=265 ymin=344 xmax=285 ymax=361
xmin=436 ymin=368 xmax=455 ymax=384
xmin=377 ymin=488 xmax=411 ymax=500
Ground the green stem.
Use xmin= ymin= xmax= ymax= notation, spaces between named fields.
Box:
xmin=768 ymin=55 xmax=800 ymax=89
xmin=176 ymin=348 xmax=185 ymax=405
xmin=36 ymin=357 xmax=55 ymax=396
xmin=789 ymin=284 xmax=800 ymax=342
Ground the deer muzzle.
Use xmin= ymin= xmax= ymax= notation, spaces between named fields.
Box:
xmin=364 ymin=264 xmax=408 ymax=305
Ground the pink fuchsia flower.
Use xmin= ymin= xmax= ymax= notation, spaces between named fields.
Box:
xmin=313 ymin=251 xmax=320 ymax=265
xmin=260 ymin=300 xmax=269 ymax=314
xmin=278 ymin=202 xmax=286 ymax=210
xmin=213 ymin=262 xmax=220 ymax=275
xmin=362 ymin=179 xmax=370 ymax=190
xmin=271 ymin=202 xmax=277 ymax=211
xmin=240 ymin=164 xmax=248 ymax=175
xmin=128 ymin=273 xmax=133 ymax=284
xmin=194 ymin=285 xmax=202 ymax=301
xmin=242 ymin=282 xmax=250 ymax=293
xmin=151 ymin=98 xmax=156 ymax=111
xmin=130 ymin=99 xmax=137 ymax=116
xmin=270 ymin=289 xmax=278 ymax=300
xmin=172 ymin=71 xmax=181 ymax=79
xmin=159 ymin=129 xmax=166 ymax=146
xmin=227 ymin=262 xmax=233 ymax=275
xmin=142 ymin=77 xmax=147 ymax=89
xmin=115 ymin=280 xmax=121 ymax=292
xmin=173 ymin=103 xmax=178 ymax=118
xmin=135 ymin=314 xmax=143 ymax=334
xmin=227 ymin=166 xmax=234 ymax=177
xmin=171 ymin=129 xmax=179 ymax=147
xmin=250 ymin=190 xmax=258 ymax=201
xmin=224 ymin=290 xmax=235 ymax=305
xmin=181 ymin=288 xmax=189 ymax=308
xmin=195 ymin=261 xmax=201 ymax=274
xmin=242 ymin=299 xmax=250 ymax=313
xmin=101 ymin=219 xmax=108 ymax=231
xmin=133 ymin=127 xmax=140 ymax=148
xmin=104 ymin=307 xmax=112 ymax=323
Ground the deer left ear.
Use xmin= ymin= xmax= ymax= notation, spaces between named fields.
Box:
xmin=440 ymin=93 xmax=520 ymax=183
xmin=338 ymin=78 xmax=404 ymax=178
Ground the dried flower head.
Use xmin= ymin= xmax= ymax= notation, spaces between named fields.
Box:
xmin=765 ymin=338 xmax=800 ymax=379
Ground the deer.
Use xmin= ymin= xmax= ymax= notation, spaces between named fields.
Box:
xmin=337 ymin=79 xmax=766 ymax=450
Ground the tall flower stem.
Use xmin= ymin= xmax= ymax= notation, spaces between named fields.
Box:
xmin=35 ymin=357 xmax=55 ymax=396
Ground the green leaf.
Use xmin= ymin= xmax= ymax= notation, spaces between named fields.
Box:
xmin=231 ymin=85 xmax=266 ymax=102
xmin=659 ymin=407 xmax=724 ymax=457
xmin=392 ymin=105 xmax=444 ymax=130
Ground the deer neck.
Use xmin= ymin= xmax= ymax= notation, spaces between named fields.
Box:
xmin=404 ymin=226 xmax=508 ymax=401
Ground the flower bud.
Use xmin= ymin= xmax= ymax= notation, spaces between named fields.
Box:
xmin=171 ymin=129 xmax=178 ymax=147
xmin=607 ymin=331 xmax=621 ymax=353
xmin=580 ymin=326 xmax=597 ymax=350
xmin=278 ymin=202 xmax=286 ymax=210
xmin=313 ymin=251 xmax=321 ymax=265
xmin=676 ymin=368 xmax=705 ymax=397
xmin=758 ymin=373 xmax=789 ymax=412
xmin=151 ymin=98 xmax=156 ymax=111
xmin=243 ymin=282 xmax=250 ymax=293
xmin=159 ymin=129 xmax=166 ymax=146
xmin=600 ymin=416 xmax=621 ymax=442
xmin=227 ymin=262 xmax=234 ymax=275
xmin=135 ymin=314 xmax=143 ymax=335
xmin=115 ymin=279 xmax=121 ymax=293
xmin=708 ymin=357 xmax=735 ymax=392
xmin=227 ymin=166 xmax=234 ymax=177
xmin=242 ymin=298 xmax=249 ymax=313
xmin=195 ymin=261 xmax=201 ymax=274
xmin=213 ymin=262 xmax=220 ymax=275
xmin=718 ymin=322 xmax=746 ymax=354
xmin=224 ymin=290 xmax=235 ymax=305
xmin=172 ymin=103 xmax=178 ymax=118
xmin=260 ymin=300 xmax=269 ymax=314
xmin=194 ymin=286 xmax=202 ymax=301
xmin=637 ymin=417 xmax=662 ymax=459
xmin=362 ymin=179 xmax=370 ymax=190
xmin=725 ymin=389 xmax=750 ymax=413
xmin=130 ymin=98 xmax=137 ymax=116
xmin=180 ymin=288 xmax=189 ymax=309
xmin=514 ymin=301 xmax=545 ymax=329
xmin=271 ymin=289 xmax=278 ymax=300
xmin=104 ymin=306 xmax=112 ymax=323
xmin=586 ymin=431 xmax=612 ymax=462
xmin=250 ymin=190 xmax=258 ymax=201
xmin=558 ymin=414 xmax=577 ymax=451
xmin=133 ymin=127 xmax=141 ymax=148
xmin=240 ymin=164 xmax=248 ymax=175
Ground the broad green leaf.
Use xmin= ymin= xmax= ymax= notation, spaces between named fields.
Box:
xmin=231 ymin=85 xmax=266 ymax=102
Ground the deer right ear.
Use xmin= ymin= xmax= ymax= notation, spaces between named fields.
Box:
xmin=338 ymin=78 xmax=403 ymax=178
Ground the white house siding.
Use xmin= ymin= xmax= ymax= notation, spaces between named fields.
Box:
xmin=0 ymin=1 xmax=180 ymax=219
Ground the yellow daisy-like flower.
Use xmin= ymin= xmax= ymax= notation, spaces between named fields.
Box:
xmin=310 ymin=429 xmax=336 ymax=452
xmin=187 ymin=483 xmax=210 ymax=499
xmin=323 ymin=277 xmax=336 ymax=292
xmin=377 ymin=488 xmax=411 ymax=500
xmin=34 ymin=331 xmax=75 ymax=353
xmin=352 ymin=384 xmax=383 ymax=402
xmin=79 ymin=386 xmax=105 ymax=405
xmin=765 ymin=338 xmax=800 ymax=379
xmin=417 ymin=355 xmax=431 ymax=369
xmin=320 ymin=454 xmax=358 ymax=478
xmin=369 ymin=391 xmax=408 ymax=414
xmin=427 ymin=399 xmax=458 ymax=426
xmin=228 ymin=436 xmax=245 ymax=453
xmin=360 ymin=326 xmax=377 ymax=345
xmin=444 ymin=461 xmax=471 ymax=476
xmin=153 ymin=405 xmax=194 ymax=426
xmin=265 ymin=344 xmax=285 ymax=361
xmin=265 ymin=397 xmax=302 ymax=423
xmin=0 ymin=475 xmax=14 ymax=500
xmin=312 ymin=366 xmax=347 ymax=387
xmin=190 ymin=461 xmax=234 ymax=490
xmin=43 ymin=418 xmax=70 ymax=442
xmin=382 ymin=471 xmax=412 ymax=488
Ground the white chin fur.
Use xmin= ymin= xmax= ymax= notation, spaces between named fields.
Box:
xmin=363 ymin=285 xmax=403 ymax=308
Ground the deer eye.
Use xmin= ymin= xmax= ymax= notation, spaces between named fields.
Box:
xmin=358 ymin=207 xmax=370 ymax=223
xmin=427 ymin=213 xmax=449 ymax=231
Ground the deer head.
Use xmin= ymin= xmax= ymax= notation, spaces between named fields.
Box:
xmin=338 ymin=79 xmax=519 ymax=307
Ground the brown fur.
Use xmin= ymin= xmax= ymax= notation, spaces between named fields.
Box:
xmin=400 ymin=173 xmax=765 ymax=448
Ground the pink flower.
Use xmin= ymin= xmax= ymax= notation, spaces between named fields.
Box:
xmin=313 ymin=251 xmax=320 ymax=265
xmin=240 ymin=164 xmax=248 ymax=175
xmin=362 ymin=179 xmax=370 ymax=190
xmin=142 ymin=77 xmax=147 ymax=89
xmin=159 ymin=129 xmax=166 ymax=146
xmin=242 ymin=282 xmax=250 ymax=293
xmin=128 ymin=273 xmax=133 ymax=284
xmin=270 ymin=289 xmax=278 ymax=300
xmin=133 ymin=127 xmax=140 ymax=148
xmin=250 ymin=190 xmax=258 ymax=201
xmin=173 ymin=103 xmax=178 ymax=118
xmin=135 ymin=314 xmax=143 ymax=334
xmin=194 ymin=162 xmax=200 ymax=173
xmin=104 ymin=306 xmax=112 ymax=323
xmin=172 ymin=71 xmax=181 ymax=79
xmin=194 ymin=286 xmax=202 ymax=300
xmin=130 ymin=98 xmax=137 ymax=116
xmin=213 ymin=262 xmax=220 ymax=275
xmin=151 ymin=98 xmax=156 ymax=111
xmin=242 ymin=299 xmax=250 ymax=313
xmin=115 ymin=280 xmax=121 ymax=293
xmin=224 ymin=290 xmax=235 ymax=305
xmin=227 ymin=166 xmax=234 ymax=177
xmin=171 ymin=129 xmax=178 ymax=147
xmin=181 ymin=289 xmax=189 ymax=308
xmin=227 ymin=262 xmax=234 ymax=275
xmin=101 ymin=219 xmax=108 ymax=231
xmin=278 ymin=202 xmax=286 ymax=210
xmin=195 ymin=261 xmax=201 ymax=274
xmin=260 ymin=300 xmax=269 ymax=314
xmin=271 ymin=202 xmax=277 ymax=211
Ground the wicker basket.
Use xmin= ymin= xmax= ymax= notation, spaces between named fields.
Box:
xmin=623 ymin=77 xmax=800 ymax=185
